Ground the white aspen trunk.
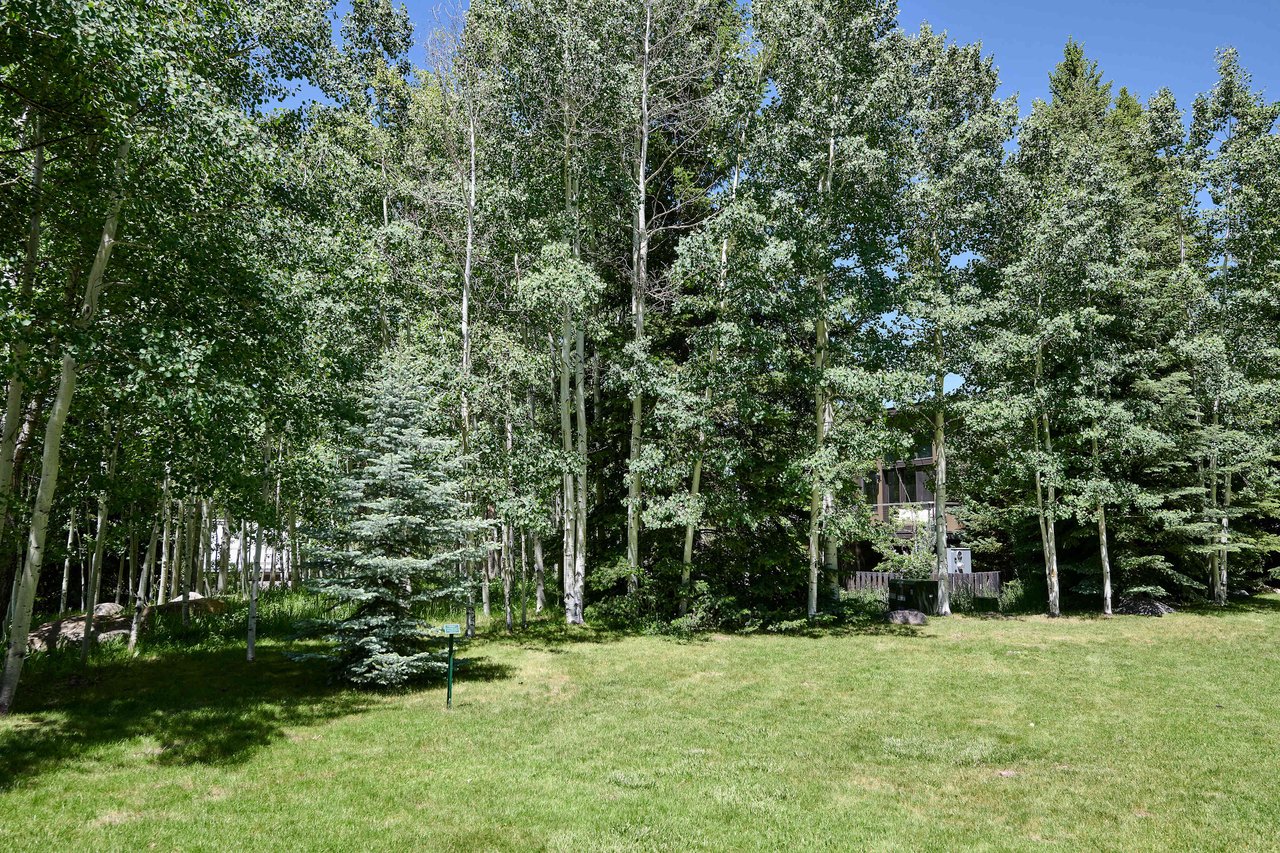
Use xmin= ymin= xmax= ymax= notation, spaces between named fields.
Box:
xmin=1098 ymin=500 xmax=1112 ymax=617
xmin=482 ymin=525 xmax=492 ymax=617
xmin=625 ymin=2 xmax=653 ymax=596
xmin=79 ymin=483 xmax=111 ymax=662
xmin=1208 ymin=400 xmax=1221 ymax=605
xmin=180 ymin=500 xmax=194 ymax=627
xmin=533 ymin=532 xmax=546 ymax=614
xmin=157 ymin=477 xmax=171 ymax=605
xmin=520 ymin=529 xmax=529 ymax=629
xmin=1218 ymin=472 xmax=1230 ymax=606
xmin=806 ymin=301 xmax=828 ymax=620
xmin=218 ymin=513 xmax=230 ymax=593
xmin=0 ymin=137 xmax=127 ymax=710
xmin=197 ymin=500 xmax=209 ymax=598
xmin=59 ymin=508 xmax=76 ymax=613
xmin=288 ymin=510 xmax=299 ymax=588
xmin=680 ymin=455 xmax=702 ymax=616
xmin=933 ymin=367 xmax=951 ymax=616
xmin=807 ymin=115 xmax=838 ymax=620
xmin=1033 ymin=335 xmax=1060 ymax=617
xmin=502 ymin=524 xmax=513 ymax=632
xmin=124 ymin=517 xmax=136 ymax=607
xmin=248 ymin=521 xmax=262 ymax=661
xmin=0 ymin=352 xmax=76 ymax=714
xmin=458 ymin=105 xmax=479 ymax=639
xmin=128 ymin=519 xmax=159 ymax=654
xmin=1042 ymin=412 xmax=1061 ymax=617
xmin=236 ymin=520 xmax=247 ymax=594
xmin=573 ymin=329 xmax=588 ymax=624
xmin=169 ymin=499 xmax=183 ymax=602
xmin=560 ymin=314 xmax=578 ymax=623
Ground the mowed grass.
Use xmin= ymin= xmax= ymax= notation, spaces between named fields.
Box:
xmin=2 ymin=597 xmax=1280 ymax=852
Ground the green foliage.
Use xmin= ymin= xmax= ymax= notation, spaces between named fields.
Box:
xmin=308 ymin=350 xmax=485 ymax=687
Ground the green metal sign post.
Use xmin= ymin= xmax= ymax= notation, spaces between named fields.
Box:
xmin=442 ymin=623 xmax=461 ymax=709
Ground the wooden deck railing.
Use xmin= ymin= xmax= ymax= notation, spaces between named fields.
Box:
xmin=851 ymin=571 xmax=1001 ymax=598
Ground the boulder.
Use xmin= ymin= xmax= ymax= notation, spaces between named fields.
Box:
xmin=27 ymin=615 xmax=132 ymax=652
xmin=887 ymin=609 xmax=928 ymax=626
xmin=144 ymin=593 xmax=228 ymax=619
xmin=94 ymin=602 xmax=125 ymax=618
xmin=96 ymin=629 xmax=130 ymax=645
xmin=1115 ymin=596 xmax=1176 ymax=617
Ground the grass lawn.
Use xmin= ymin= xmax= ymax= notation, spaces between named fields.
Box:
xmin=2 ymin=596 xmax=1279 ymax=851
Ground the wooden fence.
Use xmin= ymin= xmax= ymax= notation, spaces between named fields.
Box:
xmin=851 ymin=571 xmax=1001 ymax=598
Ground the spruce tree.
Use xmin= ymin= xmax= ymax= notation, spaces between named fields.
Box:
xmin=313 ymin=351 xmax=486 ymax=687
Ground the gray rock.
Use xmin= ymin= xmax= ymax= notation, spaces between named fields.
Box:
xmin=94 ymin=602 xmax=125 ymax=618
xmin=1115 ymin=596 xmax=1176 ymax=617
xmin=887 ymin=609 xmax=928 ymax=626
xmin=96 ymin=630 xmax=130 ymax=645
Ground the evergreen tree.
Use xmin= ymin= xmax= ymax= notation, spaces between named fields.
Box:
xmin=312 ymin=349 xmax=486 ymax=687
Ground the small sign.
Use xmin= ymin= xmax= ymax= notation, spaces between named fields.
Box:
xmin=441 ymin=623 xmax=462 ymax=636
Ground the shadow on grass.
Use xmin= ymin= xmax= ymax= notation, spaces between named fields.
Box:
xmin=466 ymin=612 xmax=932 ymax=647
xmin=0 ymin=642 xmax=515 ymax=791
xmin=1180 ymin=592 xmax=1280 ymax=618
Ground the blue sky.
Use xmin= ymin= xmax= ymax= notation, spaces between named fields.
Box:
xmin=390 ymin=0 xmax=1278 ymax=112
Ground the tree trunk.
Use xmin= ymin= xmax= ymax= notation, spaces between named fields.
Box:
xmin=520 ymin=529 xmax=529 ymax=629
xmin=573 ymin=329 xmax=588 ymax=624
xmin=625 ymin=3 xmax=653 ymax=596
xmin=933 ymin=373 xmax=951 ymax=616
xmin=1218 ymin=472 xmax=1230 ymax=606
xmin=236 ymin=520 xmax=247 ymax=595
xmin=680 ymin=454 xmax=702 ymax=616
xmin=806 ymin=300 xmax=828 ymax=620
xmin=157 ymin=484 xmax=171 ymax=605
xmin=218 ymin=513 xmax=230 ymax=594
xmin=1098 ymin=500 xmax=1112 ymax=617
xmin=248 ymin=522 xmax=262 ymax=661
xmin=532 ymin=532 xmax=546 ymax=614
xmin=79 ymin=481 xmax=112 ymax=663
xmin=59 ymin=508 xmax=76 ymax=613
xmin=559 ymin=314 xmax=578 ymax=624
xmin=1042 ymin=413 xmax=1061 ymax=617
xmin=180 ymin=500 xmax=195 ymax=627
xmin=128 ymin=519 xmax=159 ymax=654
xmin=502 ymin=524 xmax=513 ymax=632
xmin=0 ymin=352 xmax=76 ymax=714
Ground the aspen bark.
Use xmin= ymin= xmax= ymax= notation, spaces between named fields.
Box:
xmin=248 ymin=521 xmax=262 ymax=661
xmin=679 ymin=455 xmax=702 ymax=616
xmin=79 ymin=482 xmax=111 ymax=662
xmin=0 ymin=138 xmax=127 ymax=710
xmin=128 ymin=520 xmax=159 ymax=654
xmin=502 ymin=524 xmax=514 ymax=632
xmin=288 ymin=510 xmax=299 ymax=588
xmin=933 ymin=362 xmax=951 ymax=616
xmin=1098 ymin=500 xmax=1113 ymax=617
xmin=218 ymin=513 xmax=230 ymax=593
xmin=533 ymin=532 xmax=545 ymax=613
xmin=573 ymin=329 xmax=588 ymax=624
xmin=559 ymin=313 xmax=578 ymax=623
xmin=180 ymin=500 xmax=195 ymax=627
xmin=59 ymin=509 xmax=76 ymax=613
xmin=0 ymin=353 xmax=75 ymax=714
xmin=625 ymin=1 xmax=653 ymax=595
xmin=157 ymin=477 xmax=171 ymax=605
xmin=520 ymin=529 xmax=529 ymax=629
xmin=1218 ymin=473 xmax=1231 ymax=606
xmin=806 ymin=296 xmax=828 ymax=620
